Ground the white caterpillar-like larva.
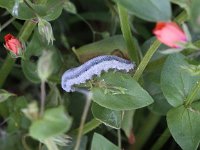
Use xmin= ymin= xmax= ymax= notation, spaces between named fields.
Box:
xmin=61 ymin=55 xmax=135 ymax=92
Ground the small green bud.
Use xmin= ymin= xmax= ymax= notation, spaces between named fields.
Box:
xmin=0 ymin=89 xmax=15 ymax=103
xmin=37 ymin=50 xmax=54 ymax=81
xmin=21 ymin=102 xmax=39 ymax=121
xmin=63 ymin=1 xmax=77 ymax=14
xmin=38 ymin=18 xmax=55 ymax=44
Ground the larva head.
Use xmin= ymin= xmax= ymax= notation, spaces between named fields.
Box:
xmin=61 ymin=73 xmax=74 ymax=92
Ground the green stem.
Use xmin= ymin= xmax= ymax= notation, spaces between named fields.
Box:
xmin=70 ymin=119 xmax=101 ymax=136
xmin=129 ymin=113 xmax=161 ymax=150
xmin=40 ymin=81 xmax=46 ymax=116
xmin=0 ymin=56 xmax=16 ymax=88
xmin=0 ymin=17 xmax=16 ymax=32
xmin=185 ymin=80 xmax=200 ymax=106
xmin=118 ymin=129 xmax=121 ymax=149
xmin=0 ymin=21 xmax=36 ymax=88
xmin=174 ymin=10 xmax=187 ymax=23
xmin=133 ymin=40 xmax=160 ymax=81
xmin=74 ymin=92 xmax=92 ymax=150
xmin=18 ymin=20 xmax=37 ymax=40
xmin=44 ymin=139 xmax=59 ymax=150
xmin=117 ymin=4 xmax=140 ymax=64
xmin=150 ymin=128 xmax=171 ymax=150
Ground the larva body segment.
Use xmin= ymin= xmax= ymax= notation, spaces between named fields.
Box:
xmin=61 ymin=55 xmax=135 ymax=92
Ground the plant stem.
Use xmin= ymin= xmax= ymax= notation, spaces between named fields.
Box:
xmin=129 ymin=112 xmax=161 ymax=150
xmin=133 ymin=40 xmax=160 ymax=81
xmin=0 ymin=56 xmax=16 ymax=88
xmin=150 ymin=128 xmax=171 ymax=150
xmin=117 ymin=4 xmax=140 ymax=64
xmin=22 ymin=134 xmax=32 ymax=150
xmin=174 ymin=10 xmax=187 ymax=23
xmin=118 ymin=129 xmax=121 ymax=149
xmin=74 ymin=92 xmax=92 ymax=150
xmin=18 ymin=20 xmax=37 ymax=40
xmin=185 ymin=80 xmax=200 ymax=106
xmin=70 ymin=119 xmax=101 ymax=136
xmin=40 ymin=81 xmax=46 ymax=116
xmin=44 ymin=139 xmax=59 ymax=150
xmin=0 ymin=17 xmax=16 ymax=32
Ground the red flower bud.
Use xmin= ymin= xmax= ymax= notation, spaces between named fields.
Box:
xmin=128 ymin=132 xmax=135 ymax=145
xmin=153 ymin=22 xmax=187 ymax=48
xmin=4 ymin=34 xmax=22 ymax=55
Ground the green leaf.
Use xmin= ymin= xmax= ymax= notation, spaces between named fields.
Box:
xmin=161 ymin=54 xmax=200 ymax=107
xmin=167 ymin=102 xmax=200 ymax=150
xmin=190 ymin=0 xmax=200 ymax=32
xmin=42 ymin=0 xmax=63 ymax=21
xmin=121 ymin=110 xmax=135 ymax=138
xmin=91 ymin=102 xmax=122 ymax=129
xmin=22 ymin=60 xmax=41 ymax=83
xmin=113 ymin=0 xmax=171 ymax=22
xmin=144 ymin=62 xmax=172 ymax=115
xmin=148 ymin=91 xmax=172 ymax=115
xmin=0 ymin=90 xmax=15 ymax=103
xmin=91 ymin=133 xmax=119 ymax=150
xmin=30 ymin=106 xmax=72 ymax=140
xmin=73 ymin=35 xmax=128 ymax=63
xmin=0 ymin=0 xmax=63 ymax=21
xmin=171 ymin=0 xmax=191 ymax=15
xmin=46 ymin=84 xmax=62 ymax=106
xmin=6 ymin=97 xmax=29 ymax=133
xmin=0 ymin=0 xmax=45 ymax=20
xmin=0 ymin=132 xmax=24 ymax=150
xmin=92 ymin=72 xmax=154 ymax=110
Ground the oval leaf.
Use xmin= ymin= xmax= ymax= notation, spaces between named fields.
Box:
xmin=92 ymin=72 xmax=154 ymax=110
xmin=0 ymin=0 xmax=63 ymax=21
xmin=114 ymin=0 xmax=171 ymax=21
xmin=167 ymin=103 xmax=200 ymax=150
xmin=91 ymin=102 xmax=122 ymax=129
xmin=73 ymin=35 xmax=128 ymax=63
xmin=91 ymin=133 xmax=119 ymax=150
xmin=30 ymin=106 xmax=72 ymax=140
xmin=161 ymin=54 xmax=200 ymax=107
xmin=121 ymin=110 xmax=135 ymax=138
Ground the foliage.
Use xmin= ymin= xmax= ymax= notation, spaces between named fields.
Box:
xmin=0 ymin=0 xmax=200 ymax=150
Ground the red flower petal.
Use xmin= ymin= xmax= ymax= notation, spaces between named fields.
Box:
xmin=4 ymin=34 xmax=15 ymax=42
xmin=4 ymin=34 xmax=22 ymax=55
xmin=153 ymin=22 xmax=187 ymax=48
